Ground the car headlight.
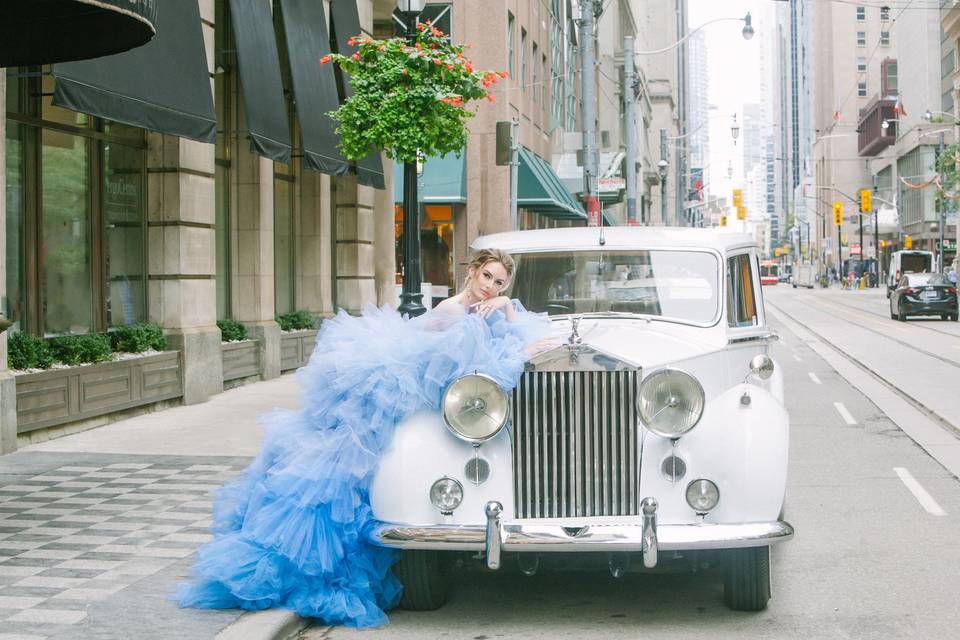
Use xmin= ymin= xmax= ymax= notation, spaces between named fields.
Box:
xmin=430 ymin=477 xmax=463 ymax=512
xmin=638 ymin=369 xmax=705 ymax=438
xmin=442 ymin=373 xmax=510 ymax=443
xmin=685 ymin=479 xmax=720 ymax=512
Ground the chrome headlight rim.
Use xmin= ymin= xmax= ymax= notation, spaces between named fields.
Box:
xmin=441 ymin=372 xmax=511 ymax=444
xmin=429 ymin=476 xmax=464 ymax=513
xmin=685 ymin=478 xmax=720 ymax=513
xmin=637 ymin=367 xmax=706 ymax=439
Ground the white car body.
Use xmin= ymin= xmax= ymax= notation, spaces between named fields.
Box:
xmin=370 ymin=227 xmax=793 ymax=611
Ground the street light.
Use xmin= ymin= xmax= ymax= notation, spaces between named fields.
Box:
xmin=923 ymin=109 xmax=958 ymax=123
xmin=634 ymin=13 xmax=754 ymax=55
xmin=658 ymin=159 xmax=669 ymax=225
xmin=396 ymin=0 xmax=427 ymax=317
xmin=730 ymin=114 xmax=739 ymax=145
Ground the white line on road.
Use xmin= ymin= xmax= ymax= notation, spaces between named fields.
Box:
xmin=894 ymin=467 xmax=947 ymax=516
xmin=833 ymin=401 xmax=857 ymax=425
xmin=808 ymin=372 xmax=822 ymax=385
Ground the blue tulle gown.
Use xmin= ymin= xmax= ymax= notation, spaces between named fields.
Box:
xmin=175 ymin=301 xmax=550 ymax=627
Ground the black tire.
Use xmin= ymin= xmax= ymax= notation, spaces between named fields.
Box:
xmin=723 ymin=546 xmax=771 ymax=611
xmin=897 ymin=303 xmax=906 ymax=322
xmin=395 ymin=551 xmax=450 ymax=611
xmin=942 ymin=314 xmax=950 ymax=321
xmin=952 ymin=313 xmax=959 ymax=322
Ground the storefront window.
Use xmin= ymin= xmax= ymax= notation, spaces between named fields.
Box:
xmin=41 ymin=129 xmax=92 ymax=335
xmin=104 ymin=142 xmax=145 ymax=326
xmin=274 ymin=171 xmax=296 ymax=315
xmin=5 ymin=121 xmax=25 ymax=331
xmin=394 ymin=204 xmax=455 ymax=303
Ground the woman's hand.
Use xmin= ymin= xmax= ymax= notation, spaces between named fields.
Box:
xmin=471 ymin=295 xmax=512 ymax=319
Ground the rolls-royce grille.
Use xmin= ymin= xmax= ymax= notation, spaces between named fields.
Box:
xmin=511 ymin=370 xmax=640 ymax=519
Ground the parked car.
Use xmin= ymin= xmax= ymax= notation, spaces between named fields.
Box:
xmin=889 ymin=272 xmax=958 ymax=321
xmin=886 ymin=250 xmax=934 ymax=298
xmin=369 ymin=228 xmax=793 ymax=612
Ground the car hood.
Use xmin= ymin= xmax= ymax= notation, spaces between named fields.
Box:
xmin=540 ymin=316 xmax=726 ymax=369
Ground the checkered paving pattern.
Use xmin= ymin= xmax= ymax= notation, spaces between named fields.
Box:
xmin=0 ymin=460 xmax=247 ymax=639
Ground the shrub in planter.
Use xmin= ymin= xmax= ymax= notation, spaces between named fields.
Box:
xmin=7 ymin=332 xmax=55 ymax=370
xmin=217 ymin=319 xmax=248 ymax=342
xmin=48 ymin=333 xmax=113 ymax=366
xmin=110 ymin=323 xmax=167 ymax=353
xmin=276 ymin=310 xmax=317 ymax=332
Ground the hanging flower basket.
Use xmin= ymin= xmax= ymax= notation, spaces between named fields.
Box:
xmin=323 ymin=21 xmax=506 ymax=163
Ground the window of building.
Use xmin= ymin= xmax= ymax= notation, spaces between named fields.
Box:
xmin=880 ymin=31 xmax=890 ymax=46
xmin=880 ymin=6 xmax=890 ymax=21
xmin=943 ymin=50 xmax=955 ymax=80
xmin=857 ymin=31 xmax=866 ymax=47
xmin=858 ymin=81 xmax=867 ymax=97
xmin=532 ymin=42 xmax=539 ymax=103
xmin=856 ymin=5 xmax=865 ymax=21
xmin=882 ymin=58 xmax=898 ymax=97
xmin=507 ymin=12 xmax=515 ymax=79
xmin=857 ymin=56 xmax=866 ymax=72
xmin=726 ymin=254 xmax=757 ymax=327
xmin=419 ymin=4 xmax=451 ymax=37
xmin=943 ymin=90 xmax=954 ymax=116
xmin=542 ymin=53 xmax=548 ymax=116
xmin=550 ymin=7 xmax=562 ymax=125
xmin=521 ymin=28 xmax=528 ymax=93
xmin=6 ymin=69 xmax=147 ymax=336
xmin=274 ymin=167 xmax=296 ymax=315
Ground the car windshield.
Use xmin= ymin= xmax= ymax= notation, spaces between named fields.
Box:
xmin=907 ymin=273 xmax=949 ymax=286
xmin=508 ymin=250 xmax=720 ymax=324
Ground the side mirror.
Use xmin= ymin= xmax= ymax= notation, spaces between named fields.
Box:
xmin=749 ymin=354 xmax=775 ymax=380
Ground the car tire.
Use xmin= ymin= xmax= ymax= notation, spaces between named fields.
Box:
xmin=952 ymin=313 xmax=959 ymax=322
xmin=723 ymin=546 xmax=771 ymax=612
xmin=897 ymin=303 xmax=906 ymax=322
xmin=942 ymin=314 xmax=950 ymax=321
xmin=395 ymin=550 xmax=450 ymax=611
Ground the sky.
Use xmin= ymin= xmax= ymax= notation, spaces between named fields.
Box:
xmin=688 ymin=0 xmax=769 ymax=205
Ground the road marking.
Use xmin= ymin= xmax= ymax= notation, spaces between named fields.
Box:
xmin=894 ymin=467 xmax=946 ymax=516
xmin=833 ymin=401 xmax=857 ymax=425
xmin=808 ymin=372 xmax=822 ymax=385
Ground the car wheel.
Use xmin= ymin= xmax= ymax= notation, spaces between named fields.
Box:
xmin=897 ymin=303 xmax=906 ymax=322
xmin=723 ymin=546 xmax=771 ymax=612
xmin=395 ymin=550 xmax=450 ymax=611
xmin=953 ymin=313 xmax=959 ymax=322
xmin=942 ymin=314 xmax=950 ymax=321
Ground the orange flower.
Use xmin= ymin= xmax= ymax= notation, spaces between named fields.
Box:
xmin=446 ymin=64 xmax=455 ymax=71
xmin=351 ymin=53 xmax=360 ymax=61
xmin=486 ymin=94 xmax=496 ymax=102
xmin=464 ymin=62 xmax=474 ymax=73
xmin=320 ymin=55 xmax=331 ymax=65
xmin=499 ymin=71 xmax=509 ymax=78
xmin=433 ymin=58 xmax=442 ymax=65
xmin=348 ymin=37 xmax=356 ymax=46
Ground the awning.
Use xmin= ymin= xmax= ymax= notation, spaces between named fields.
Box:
xmin=393 ymin=155 xmax=466 ymax=205
xmin=519 ymin=147 xmax=586 ymax=220
xmin=329 ymin=0 xmax=386 ymax=189
xmin=1 ymin=0 xmax=157 ymax=67
xmin=50 ymin=1 xmax=214 ymax=143
xmin=278 ymin=0 xmax=349 ymax=176
xmin=228 ymin=0 xmax=292 ymax=163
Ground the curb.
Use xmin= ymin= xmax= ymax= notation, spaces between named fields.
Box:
xmin=215 ymin=610 xmax=311 ymax=640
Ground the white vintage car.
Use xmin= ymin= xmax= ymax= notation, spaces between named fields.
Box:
xmin=369 ymin=227 xmax=792 ymax=611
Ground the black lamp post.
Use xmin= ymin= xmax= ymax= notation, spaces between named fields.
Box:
xmin=396 ymin=0 xmax=427 ymax=317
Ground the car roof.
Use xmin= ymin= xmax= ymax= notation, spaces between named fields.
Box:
xmin=472 ymin=227 xmax=757 ymax=254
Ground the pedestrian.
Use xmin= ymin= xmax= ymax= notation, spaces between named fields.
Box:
xmin=175 ymin=249 xmax=551 ymax=627
xmin=948 ymin=266 xmax=958 ymax=286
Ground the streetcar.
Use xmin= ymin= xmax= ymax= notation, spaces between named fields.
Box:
xmin=759 ymin=260 xmax=780 ymax=286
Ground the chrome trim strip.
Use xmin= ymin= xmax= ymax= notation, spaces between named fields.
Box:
xmin=484 ymin=501 xmax=503 ymax=569
xmin=727 ymin=331 xmax=780 ymax=345
xmin=371 ymin=519 xmax=795 ymax=553
xmin=641 ymin=497 xmax=658 ymax=568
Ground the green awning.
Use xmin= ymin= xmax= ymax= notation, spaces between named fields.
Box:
xmin=393 ymin=155 xmax=466 ymax=204
xmin=518 ymin=147 xmax=586 ymax=220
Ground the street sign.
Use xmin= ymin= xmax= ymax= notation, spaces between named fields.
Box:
xmin=733 ymin=189 xmax=742 ymax=207
xmin=598 ymin=177 xmax=625 ymax=192
xmin=850 ymin=243 xmax=861 ymax=255
xmin=736 ymin=205 xmax=746 ymax=220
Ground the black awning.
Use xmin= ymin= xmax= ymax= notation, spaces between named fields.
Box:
xmin=50 ymin=1 xmax=214 ymax=143
xmin=279 ymin=0 xmax=349 ymax=177
xmin=1 ymin=0 xmax=157 ymax=67
xmin=329 ymin=0 xmax=385 ymax=189
xmin=228 ymin=0 xmax=293 ymax=163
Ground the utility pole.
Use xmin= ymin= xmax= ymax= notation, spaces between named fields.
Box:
xmin=660 ymin=129 xmax=668 ymax=224
xmin=510 ymin=118 xmax=519 ymax=230
xmin=873 ymin=176 xmax=880 ymax=287
xmin=939 ymin=132 xmax=946 ymax=272
xmin=580 ymin=0 xmax=600 ymax=226
xmin=624 ymin=36 xmax=637 ymax=225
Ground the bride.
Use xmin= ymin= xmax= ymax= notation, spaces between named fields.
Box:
xmin=176 ymin=248 xmax=550 ymax=627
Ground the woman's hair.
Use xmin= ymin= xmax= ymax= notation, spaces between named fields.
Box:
xmin=462 ymin=248 xmax=515 ymax=291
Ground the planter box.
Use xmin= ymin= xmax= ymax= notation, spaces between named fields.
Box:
xmin=222 ymin=340 xmax=261 ymax=382
xmin=15 ymin=351 xmax=182 ymax=434
xmin=280 ymin=330 xmax=317 ymax=372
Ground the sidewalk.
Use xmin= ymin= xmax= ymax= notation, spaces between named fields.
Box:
xmin=0 ymin=374 xmax=311 ymax=640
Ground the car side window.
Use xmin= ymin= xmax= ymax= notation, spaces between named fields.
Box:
xmin=726 ymin=254 xmax=758 ymax=327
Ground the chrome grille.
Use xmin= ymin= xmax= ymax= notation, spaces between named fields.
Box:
xmin=511 ymin=370 xmax=640 ymax=518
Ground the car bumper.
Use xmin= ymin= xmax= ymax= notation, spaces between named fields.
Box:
xmin=902 ymin=300 xmax=957 ymax=314
xmin=369 ymin=499 xmax=794 ymax=570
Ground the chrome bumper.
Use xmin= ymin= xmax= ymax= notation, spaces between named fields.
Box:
xmin=370 ymin=499 xmax=795 ymax=570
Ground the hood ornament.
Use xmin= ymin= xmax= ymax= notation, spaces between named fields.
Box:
xmin=568 ymin=314 xmax=583 ymax=346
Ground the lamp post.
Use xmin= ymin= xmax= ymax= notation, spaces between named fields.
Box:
xmin=633 ymin=13 xmax=754 ymax=55
xmin=658 ymin=158 xmax=669 ymax=225
xmin=396 ymin=0 xmax=427 ymax=317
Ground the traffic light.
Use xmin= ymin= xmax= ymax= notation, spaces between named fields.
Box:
xmin=833 ymin=201 xmax=843 ymax=226
xmin=783 ymin=244 xmax=790 ymax=254
xmin=860 ymin=189 xmax=872 ymax=213
xmin=905 ymin=235 xmax=912 ymax=249
xmin=720 ymin=215 xmax=728 ymax=227
xmin=733 ymin=189 xmax=743 ymax=207
xmin=775 ymin=248 xmax=781 ymax=257
xmin=736 ymin=205 xmax=746 ymax=220
xmin=880 ymin=240 xmax=886 ymax=249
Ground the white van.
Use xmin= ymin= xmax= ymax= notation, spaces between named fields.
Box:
xmin=792 ymin=263 xmax=816 ymax=289
xmin=887 ymin=250 xmax=934 ymax=297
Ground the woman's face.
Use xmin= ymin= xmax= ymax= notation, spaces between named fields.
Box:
xmin=468 ymin=260 xmax=509 ymax=301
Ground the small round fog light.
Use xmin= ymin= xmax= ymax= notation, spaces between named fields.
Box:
xmin=661 ymin=455 xmax=687 ymax=482
xmin=429 ymin=477 xmax=464 ymax=513
xmin=685 ymin=479 xmax=719 ymax=512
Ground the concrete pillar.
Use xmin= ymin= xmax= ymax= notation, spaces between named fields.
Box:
xmin=374 ymin=159 xmax=397 ymax=307
xmin=146 ymin=133 xmax=223 ymax=404
xmin=297 ymin=169 xmax=328 ymax=316
xmin=334 ymin=174 xmax=377 ymax=313
xmin=0 ymin=76 xmax=18 ymax=453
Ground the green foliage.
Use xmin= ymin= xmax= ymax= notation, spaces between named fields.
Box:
xmin=7 ymin=332 xmax=55 ymax=370
xmin=276 ymin=310 xmax=317 ymax=332
xmin=47 ymin=333 xmax=113 ymax=366
xmin=324 ymin=22 xmax=506 ymax=163
xmin=217 ymin=319 xmax=248 ymax=342
xmin=110 ymin=323 xmax=166 ymax=353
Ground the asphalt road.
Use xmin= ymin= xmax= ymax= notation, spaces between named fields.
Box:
xmin=305 ymin=287 xmax=960 ymax=640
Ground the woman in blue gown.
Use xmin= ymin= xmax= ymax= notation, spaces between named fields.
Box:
xmin=176 ymin=249 xmax=551 ymax=628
